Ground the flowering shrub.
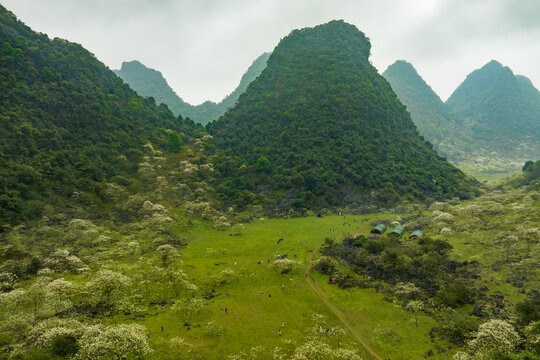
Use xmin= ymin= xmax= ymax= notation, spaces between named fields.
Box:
xmin=272 ymin=259 xmax=300 ymax=274
xmin=0 ymin=272 xmax=17 ymax=292
xmin=459 ymin=319 xmax=521 ymax=359
xmin=76 ymin=324 xmax=152 ymax=360
xmin=44 ymin=249 xmax=85 ymax=273
xmin=83 ymin=269 xmax=130 ymax=309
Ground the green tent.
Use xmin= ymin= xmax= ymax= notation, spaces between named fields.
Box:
xmin=410 ymin=230 xmax=423 ymax=238
xmin=390 ymin=225 xmax=405 ymax=237
xmin=370 ymin=224 xmax=387 ymax=234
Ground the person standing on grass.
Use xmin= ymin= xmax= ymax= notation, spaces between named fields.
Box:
xmin=282 ymin=321 xmax=285 ymax=328
xmin=278 ymin=329 xmax=282 ymax=336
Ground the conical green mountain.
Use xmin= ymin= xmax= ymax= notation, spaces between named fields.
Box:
xmin=446 ymin=60 xmax=540 ymax=159
xmin=209 ymin=21 xmax=476 ymax=209
xmin=382 ymin=61 xmax=463 ymax=158
xmin=115 ymin=53 xmax=270 ymax=125
xmin=0 ymin=5 xmax=199 ymax=224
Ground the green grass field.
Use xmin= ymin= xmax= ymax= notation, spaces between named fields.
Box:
xmin=112 ymin=214 xmax=456 ymax=359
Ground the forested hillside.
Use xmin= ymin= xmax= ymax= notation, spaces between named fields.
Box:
xmin=446 ymin=60 xmax=540 ymax=160
xmin=0 ymin=5 xmax=201 ymax=225
xmin=115 ymin=53 xmax=270 ymax=125
xmin=113 ymin=60 xmax=193 ymax=117
xmin=208 ymin=21 xmax=477 ymax=210
xmin=382 ymin=61 xmax=467 ymax=160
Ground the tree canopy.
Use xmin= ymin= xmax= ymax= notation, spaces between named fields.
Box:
xmin=208 ymin=20 xmax=477 ymax=210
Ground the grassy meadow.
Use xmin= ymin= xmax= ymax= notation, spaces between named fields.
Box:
xmin=108 ymin=213 xmax=457 ymax=359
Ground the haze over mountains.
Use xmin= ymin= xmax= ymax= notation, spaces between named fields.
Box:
xmin=114 ymin=53 xmax=270 ymax=125
xmin=383 ymin=59 xmax=540 ymax=173
xmin=446 ymin=60 xmax=540 ymax=159
xmin=382 ymin=60 xmax=463 ymax=159
xmin=116 ymin=43 xmax=540 ymax=179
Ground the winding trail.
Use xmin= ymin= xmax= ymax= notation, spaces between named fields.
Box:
xmin=305 ymin=235 xmax=383 ymax=360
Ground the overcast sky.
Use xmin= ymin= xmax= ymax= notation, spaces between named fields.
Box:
xmin=3 ymin=0 xmax=540 ymax=104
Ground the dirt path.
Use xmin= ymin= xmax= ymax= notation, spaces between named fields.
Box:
xmin=305 ymin=236 xmax=383 ymax=360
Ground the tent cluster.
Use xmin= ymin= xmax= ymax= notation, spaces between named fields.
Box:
xmin=370 ymin=223 xmax=424 ymax=239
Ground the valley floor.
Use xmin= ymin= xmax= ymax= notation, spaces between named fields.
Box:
xmin=1 ymin=185 xmax=538 ymax=359
xmin=140 ymin=214 xmax=451 ymax=359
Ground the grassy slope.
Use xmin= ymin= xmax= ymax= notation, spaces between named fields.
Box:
xmin=436 ymin=191 xmax=540 ymax=304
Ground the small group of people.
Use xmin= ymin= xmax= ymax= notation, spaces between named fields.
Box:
xmin=277 ymin=320 xmax=285 ymax=336
xmin=319 ymin=326 xmax=335 ymax=335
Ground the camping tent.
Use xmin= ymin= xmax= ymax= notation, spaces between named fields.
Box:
xmin=410 ymin=230 xmax=423 ymax=238
xmin=390 ymin=225 xmax=405 ymax=237
xmin=370 ymin=224 xmax=387 ymax=234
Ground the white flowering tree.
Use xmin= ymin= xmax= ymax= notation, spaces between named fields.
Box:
xmin=291 ymin=339 xmax=361 ymax=360
xmin=524 ymin=321 xmax=540 ymax=354
xmin=230 ymin=223 xmax=245 ymax=235
xmin=26 ymin=277 xmax=50 ymax=316
xmin=46 ymin=278 xmax=76 ymax=314
xmin=84 ymin=270 xmax=130 ymax=310
xmin=0 ymin=271 xmax=17 ymax=292
xmin=76 ymin=324 xmax=152 ymax=360
xmin=164 ymin=268 xmax=196 ymax=298
xmin=455 ymin=319 xmax=521 ymax=360
xmin=394 ymin=282 xmax=422 ymax=301
xmin=272 ymin=259 xmax=301 ymax=274
xmin=0 ymin=288 xmax=26 ymax=313
xmin=0 ymin=314 xmax=32 ymax=343
xmin=157 ymin=244 xmax=180 ymax=268
xmin=173 ymin=297 xmax=205 ymax=320
xmin=21 ymin=319 xmax=151 ymax=360
xmin=405 ymin=300 xmax=424 ymax=328
xmin=44 ymin=249 xmax=85 ymax=273
xmin=23 ymin=318 xmax=85 ymax=356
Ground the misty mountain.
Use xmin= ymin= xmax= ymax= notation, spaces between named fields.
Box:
xmin=209 ymin=21 xmax=476 ymax=209
xmin=113 ymin=60 xmax=193 ymax=116
xmin=382 ymin=60 xmax=462 ymax=158
xmin=115 ymin=53 xmax=270 ymax=125
xmin=446 ymin=60 xmax=540 ymax=159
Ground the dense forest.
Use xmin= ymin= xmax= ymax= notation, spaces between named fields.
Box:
xmin=446 ymin=60 xmax=540 ymax=159
xmin=0 ymin=5 xmax=202 ymax=226
xmin=115 ymin=53 xmax=270 ymax=125
xmin=208 ymin=21 xmax=477 ymax=210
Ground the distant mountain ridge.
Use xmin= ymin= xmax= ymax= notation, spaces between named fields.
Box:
xmin=208 ymin=21 xmax=476 ymax=209
xmin=382 ymin=60 xmax=463 ymax=159
xmin=114 ymin=60 xmax=193 ymax=116
xmin=383 ymin=59 xmax=540 ymax=176
xmin=446 ymin=60 xmax=540 ymax=159
xmin=115 ymin=53 xmax=270 ymax=125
